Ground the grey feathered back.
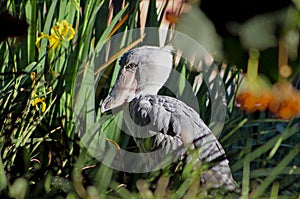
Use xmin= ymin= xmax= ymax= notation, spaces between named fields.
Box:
xmin=125 ymin=95 xmax=239 ymax=191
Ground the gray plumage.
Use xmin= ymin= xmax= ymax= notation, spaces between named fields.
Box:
xmin=101 ymin=45 xmax=239 ymax=191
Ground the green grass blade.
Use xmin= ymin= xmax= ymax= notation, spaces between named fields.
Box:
xmin=242 ymin=133 xmax=252 ymax=198
xmin=0 ymin=156 xmax=7 ymax=191
xmin=250 ymin=145 xmax=300 ymax=198
xmin=232 ymin=124 xmax=299 ymax=172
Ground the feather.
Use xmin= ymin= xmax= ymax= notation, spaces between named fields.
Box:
xmin=127 ymin=95 xmax=239 ymax=191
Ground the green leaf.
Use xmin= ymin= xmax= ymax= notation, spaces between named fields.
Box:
xmin=231 ymin=124 xmax=299 ymax=172
xmin=251 ymin=145 xmax=300 ymax=198
xmin=9 ymin=178 xmax=28 ymax=199
xmin=0 ymin=156 xmax=7 ymax=191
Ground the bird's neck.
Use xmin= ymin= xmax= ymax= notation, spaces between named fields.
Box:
xmin=136 ymin=84 xmax=161 ymax=96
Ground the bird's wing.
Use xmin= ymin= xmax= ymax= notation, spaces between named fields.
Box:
xmin=127 ymin=95 xmax=239 ymax=191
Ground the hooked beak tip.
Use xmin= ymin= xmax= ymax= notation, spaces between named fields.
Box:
xmin=100 ymin=100 xmax=111 ymax=114
xmin=100 ymin=95 xmax=124 ymax=114
xmin=100 ymin=105 xmax=108 ymax=114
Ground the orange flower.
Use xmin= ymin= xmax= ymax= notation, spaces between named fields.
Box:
xmin=269 ymin=82 xmax=300 ymax=119
xmin=279 ymin=64 xmax=292 ymax=78
xmin=236 ymin=90 xmax=273 ymax=112
xmin=236 ymin=50 xmax=300 ymax=120
xmin=166 ymin=11 xmax=179 ymax=24
xmin=236 ymin=49 xmax=272 ymax=112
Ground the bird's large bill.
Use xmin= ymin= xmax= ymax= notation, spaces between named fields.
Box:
xmin=101 ymin=68 xmax=137 ymax=114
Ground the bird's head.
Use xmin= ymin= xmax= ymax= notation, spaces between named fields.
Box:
xmin=101 ymin=45 xmax=174 ymax=113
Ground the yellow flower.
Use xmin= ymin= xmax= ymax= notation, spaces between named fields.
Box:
xmin=60 ymin=20 xmax=75 ymax=41
xmin=30 ymin=72 xmax=37 ymax=83
xmin=31 ymin=93 xmax=46 ymax=113
xmin=36 ymin=20 xmax=75 ymax=51
xmin=49 ymin=68 xmax=59 ymax=79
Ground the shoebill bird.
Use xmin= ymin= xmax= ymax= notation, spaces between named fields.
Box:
xmin=101 ymin=46 xmax=239 ymax=191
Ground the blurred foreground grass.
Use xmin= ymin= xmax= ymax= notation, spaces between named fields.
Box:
xmin=0 ymin=0 xmax=300 ymax=198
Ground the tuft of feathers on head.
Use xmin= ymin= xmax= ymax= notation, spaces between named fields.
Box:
xmin=119 ymin=45 xmax=175 ymax=67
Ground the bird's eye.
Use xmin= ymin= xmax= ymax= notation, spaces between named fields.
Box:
xmin=125 ymin=63 xmax=137 ymax=70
